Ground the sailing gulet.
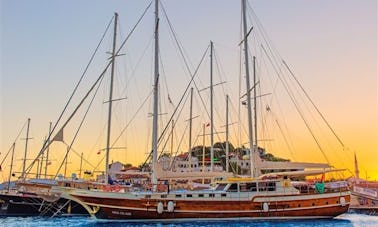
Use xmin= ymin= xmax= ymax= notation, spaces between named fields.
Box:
xmin=55 ymin=0 xmax=351 ymax=221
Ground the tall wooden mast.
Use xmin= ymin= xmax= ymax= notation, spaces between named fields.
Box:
xmin=151 ymin=0 xmax=160 ymax=185
xmin=44 ymin=122 xmax=52 ymax=178
xmin=188 ymin=87 xmax=194 ymax=171
xmin=241 ymin=0 xmax=255 ymax=177
xmin=225 ymin=95 xmax=229 ymax=172
xmin=7 ymin=143 xmax=16 ymax=191
xmin=210 ymin=41 xmax=214 ymax=171
xmin=21 ymin=118 xmax=31 ymax=180
xmin=105 ymin=12 xmax=118 ymax=184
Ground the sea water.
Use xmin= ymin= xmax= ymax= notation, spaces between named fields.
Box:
xmin=0 ymin=213 xmax=377 ymax=227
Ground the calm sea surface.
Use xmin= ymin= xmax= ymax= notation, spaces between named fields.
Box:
xmin=0 ymin=213 xmax=377 ymax=227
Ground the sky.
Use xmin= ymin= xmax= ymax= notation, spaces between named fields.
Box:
xmin=0 ymin=0 xmax=377 ymax=181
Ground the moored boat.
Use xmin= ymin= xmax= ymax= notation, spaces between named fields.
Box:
xmin=56 ymin=0 xmax=351 ymax=221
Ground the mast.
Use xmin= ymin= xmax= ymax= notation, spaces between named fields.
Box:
xmin=105 ymin=12 xmax=118 ymax=185
xmin=210 ymin=40 xmax=214 ymax=171
xmin=79 ymin=152 xmax=83 ymax=179
xmin=188 ymin=87 xmax=193 ymax=171
xmin=44 ymin=122 xmax=52 ymax=178
xmin=354 ymin=152 xmax=360 ymax=179
xmin=241 ymin=0 xmax=255 ymax=177
xmin=7 ymin=143 xmax=16 ymax=191
xmin=21 ymin=118 xmax=31 ymax=180
xmin=253 ymin=56 xmax=257 ymax=148
xmin=64 ymin=146 xmax=69 ymax=178
xmin=36 ymin=155 xmax=40 ymax=179
xmin=202 ymin=123 xmax=206 ymax=184
xmin=151 ymin=0 xmax=159 ymax=185
xmin=170 ymin=120 xmax=174 ymax=169
xmin=38 ymin=138 xmax=44 ymax=178
xmin=226 ymin=95 xmax=229 ymax=172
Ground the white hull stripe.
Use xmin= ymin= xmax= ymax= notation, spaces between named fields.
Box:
xmin=82 ymin=201 xmax=349 ymax=213
xmin=71 ymin=191 xmax=350 ymax=202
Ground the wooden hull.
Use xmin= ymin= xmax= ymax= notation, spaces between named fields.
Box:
xmin=69 ymin=190 xmax=350 ymax=220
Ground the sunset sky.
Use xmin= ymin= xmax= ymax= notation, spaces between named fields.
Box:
xmin=1 ymin=0 xmax=377 ymax=181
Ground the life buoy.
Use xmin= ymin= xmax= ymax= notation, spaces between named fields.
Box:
xmin=157 ymin=202 xmax=164 ymax=214
xmin=167 ymin=201 xmax=174 ymax=212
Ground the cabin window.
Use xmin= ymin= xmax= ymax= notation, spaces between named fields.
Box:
xmin=145 ymin=195 xmax=151 ymax=199
xmin=239 ymin=183 xmax=247 ymax=192
xmin=175 ymin=194 xmax=182 ymax=198
xmin=216 ymin=184 xmax=227 ymax=191
xmin=209 ymin=194 xmax=215 ymax=197
xmin=246 ymin=183 xmax=257 ymax=192
xmin=198 ymin=194 xmax=204 ymax=198
xmin=187 ymin=194 xmax=192 ymax=198
xmin=267 ymin=182 xmax=276 ymax=191
xmin=227 ymin=183 xmax=238 ymax=192
xmin=258 ymin=182 xmax=267 ymax=191
xmin=221 ymin=193 xmax=227 ymax=197
xmin=161 ymin=195 xmax=167 ymax=198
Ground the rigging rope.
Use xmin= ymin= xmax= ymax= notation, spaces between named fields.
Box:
xmin=0 ymin=119 xmax=28 ymax=169
xmin=91 ymin=91 xmax=153 ymax=173
xmin=24 ymin=2 xmax=153 ymax=178
xmin=141 ymin=45 xmax=210 ymax=167
xmin=23 ymin=16 xmax=114 ymax=178
xmin=260 ymin=45 xmax=331 ymax=164
xmin=53 ymin=65 xmax=105 ymax=179
xmin=282 ymin=60 xmax=345 ymax=148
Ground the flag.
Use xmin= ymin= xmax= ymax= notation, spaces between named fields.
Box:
xmin=97 ymin=151 xmax=101 ymax=155
xmin=52 ymin=129 xmax=64 ymax=142
xmin=0 ymin=165 xmax=2 ymax=171
xmin=320 ymin=173 xmax=325 ymax=182
xmin=205 ymin=122 xmax=210 ymax=127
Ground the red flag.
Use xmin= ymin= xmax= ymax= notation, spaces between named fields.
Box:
xmin=205 ymin=122 xmax=210 ymax=127
xmin=320 ymin=173 xmax=325 ymax=182
xmin=97 ymin=151 xmax=101 ymax=155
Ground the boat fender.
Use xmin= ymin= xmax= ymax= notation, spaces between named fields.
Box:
xmin=263 ymin=202 xmax=269 ymax=212
xmin=157 ymin=202 xmax=164 ymax=214
xmin=167 ymin=201 xmax=174 ymax=212
xmin=340 ymin=197 xmax=346 ymax=206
